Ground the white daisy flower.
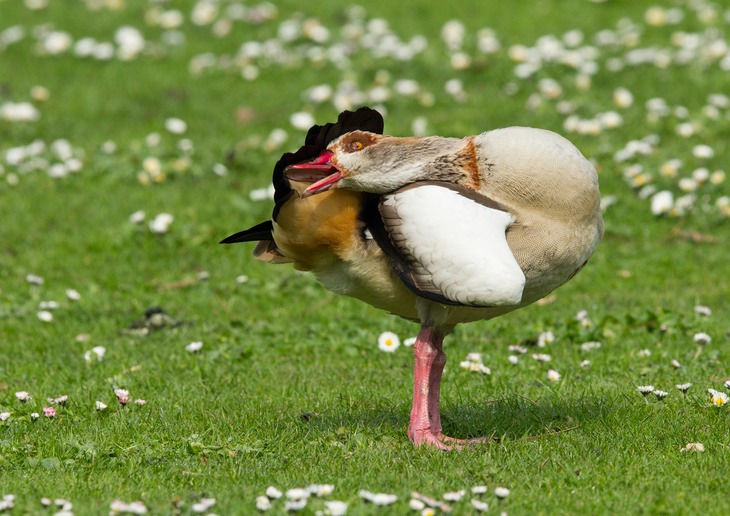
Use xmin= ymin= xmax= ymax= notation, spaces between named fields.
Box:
xmin=359 ymin=490 xmax=397 ymax=506
xmin=249 ymin=185 xmax=275 ymax=201
xmin=25 ymin=274 xmax=44 ymax=285
xmin=285 ymin=488 xmax=309 ymax=500
xmin=241 ymin=64 xmax=260 ymax=81
xmin=37 ymin=310 xmax=53 ymax=322
xmin=370 ymin=493 xmax=397 ymax=506
xmin=394 ymin=79 xmax=420 ymax=97
xmin=145 ymin=133 xmax=161 ymax=147
xmin=43 ymin=31 xmax=72 ymax=55
xmin=494 ymin=487 xmax=510 ymax=499
xmin=378 ymin=331 xmax=400 ymax=352
xmin=580 ymin=359 xmax=591 ymax=368
xmin=466 ymin=352 xmax=481 ymax=363
xmin=537 ymin=331 xmax=554 ymax=347
xmin=306 ymin=484 xmax=334 ymax=496
xmin=290 ymin=112 xmax=316 ymax=131
xmin=149 ymin=213 xmax=174 ymax=234
xmin=677 ymin=120 xmax=699 ymax=138
xmin=532 ymin=353 xmax=551 ymax=362
xmin=48 ymin=395 xmax=68 ymax=406
xmin=508 ymin=355 xmax=519 ymax=365
xmin=676 ymin=383 xmax=692 ymax=394
xmin=613 ymin=87 xmax=634 ymax=108
xmin=212 ymin=163 xmax=228 ymax=177
xmin=191 ymin=498 xmax=215 ymax=513
xmin=677 ymin=177 xmax=697 ymax=192
xmin=692 ymin=168 xmax=710 ymax=184
xmin=580 ymin=341 xmax=601 ymax=352
xmin=444 ymin=78 xmax=466 ymax=102
xmin=164 ymin=117 xmax=187 ymax=135
xmin=694 ymin=305 xmax=712 ymax=316
xmin=324 ymin=500 xmax=348 ymax=516
xmin=95 ymin=401 xmax=107 ymax=411
xmin=65 ymin=288 xmax=81 ymax=301
xmin=15 ymin=391 xmax=31 ymax=402
xmin=305 ymin=84 xmax=333 ymax=104
xmin=710 ymin=170 xmax=725 ymax=185
xmin=0 ymin=412 xmax=10 ymax=421
xmin=441 ymin=20 xmax=465 ymax=50
xmin=693 ymin=332 xmax=711 ymax=346
xmin=409 ymin=498 xmax=426 ymax=511
xmin=653 ymin=390 xmax=668 ymax=401
xmin=403 ymin=337 xmax=417 ymax=347
xmin=265 ymin=486 xmax=282 ymax=499
xmin=129 ymin=210 xmax=146 ymax=224
xmin=471 ymin=499 xmax=489 ymax=512
xmin=547 ymin=369 xmax=561 ymax=382
xmin=115 ymin=26 xmax=145 ymax=60
xmin=443 ymin=490 xmax=465 ymax=502
xmin=284 ymin=498 xmax=307 ymax=512
xmin=450 ymin=51 xmax=471 ymax=70
xmin=89 ymin=346 xmax=106 ymax=362
xmin=651 ymin=190 xmax=673 ymax=215
xmin=186 ymin=341 xmax=203 ymax=353
xmin=724 ymin=380 xmax=730 ymax=390
xmin=692 ymin=144 xmax=714 ymax=159
xmin=637 ymin=385 xmax=655 ymax=396
xmin=477 ymin=364 xmax=491 ymax=375
xmin=638 ymin=349 xmax=651 ymax=357
xmin=255 ymin=496 xmax=271 ymax=511
xmin=39 ymin=300 xmax=59 ymax=310
xmin=411 ymin=117 xmax=428 ymax=136
xmin=711 ymin=391 xmax=728 ymax=407
xmin=471 ymin=485 xmax=488 ymax=494
xmin=660 ymin=159 xmax=682 ymax=177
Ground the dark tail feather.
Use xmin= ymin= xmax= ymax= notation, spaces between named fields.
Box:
xmin=220 ymin=220 xmax=273 ymax=244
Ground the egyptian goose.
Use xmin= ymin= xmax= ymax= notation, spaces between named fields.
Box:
xmin=223 ymin=107 xmax=603 ymax=449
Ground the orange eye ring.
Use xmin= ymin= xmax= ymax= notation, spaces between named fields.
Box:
xmin=351 ymin=141 xmax=363 ymax=151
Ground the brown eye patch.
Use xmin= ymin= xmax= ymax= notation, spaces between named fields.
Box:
xmin=341 ymin=131 xmax=377 ymax=153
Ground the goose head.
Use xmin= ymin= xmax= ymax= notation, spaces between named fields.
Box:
xmin=284 ymin=130 xmax=465 ymax=196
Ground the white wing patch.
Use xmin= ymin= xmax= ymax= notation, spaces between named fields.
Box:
xmin=381 ymin=185 xmax=525 ymax=307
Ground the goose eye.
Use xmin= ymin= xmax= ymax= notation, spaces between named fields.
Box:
xmin=350 ymin=140 xmax=364 ymax=151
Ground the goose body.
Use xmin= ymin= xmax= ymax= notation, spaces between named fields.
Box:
xmin=223 ymin=108 xmax=603 ymax=449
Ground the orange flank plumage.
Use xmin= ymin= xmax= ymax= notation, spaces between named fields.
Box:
xmin=271 ymin=186 xmax=365 ymax=271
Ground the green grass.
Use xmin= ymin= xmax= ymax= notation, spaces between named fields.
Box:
xmin=1 ymin=0 xmax=730 ymax=513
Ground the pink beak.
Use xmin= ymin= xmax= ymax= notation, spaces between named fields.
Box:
xmin=284 ymin=151 xmax=342 ymax=197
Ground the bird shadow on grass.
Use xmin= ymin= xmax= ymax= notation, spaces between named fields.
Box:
xmin=305 ymin=392 xmax=613 ymax=446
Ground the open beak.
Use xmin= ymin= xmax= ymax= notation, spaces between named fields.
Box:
xmin=284 ymin=151 xmax=342 ymax=197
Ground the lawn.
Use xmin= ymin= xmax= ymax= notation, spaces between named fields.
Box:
xmin=1 ymin=0 xmax=730 ymax=514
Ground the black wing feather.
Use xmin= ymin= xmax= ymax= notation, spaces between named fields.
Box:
xmin=219 ymin=220 xmax=273 ymax=244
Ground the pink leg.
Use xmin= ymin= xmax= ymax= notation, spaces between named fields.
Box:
xmin=427 ymin=337 xmax=446 ymax=437
xmin=408 ymin=326 xmax=488 ymax=450
xmin=408 ymin=326 xmax=451 ymax=449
